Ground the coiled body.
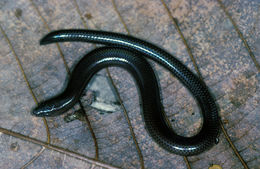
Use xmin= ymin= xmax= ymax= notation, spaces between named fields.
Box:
xmin=32 ymin=29 xmax=219 ymax=156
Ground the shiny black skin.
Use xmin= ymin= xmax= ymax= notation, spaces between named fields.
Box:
xmin=32 ymin=29 xmax=219 ymax=156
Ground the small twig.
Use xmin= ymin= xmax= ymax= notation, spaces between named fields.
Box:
xmin=20 ymin=147 xmax=46 ymax=169
xmin=183 ymin=156 xmax=191 ymax=169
